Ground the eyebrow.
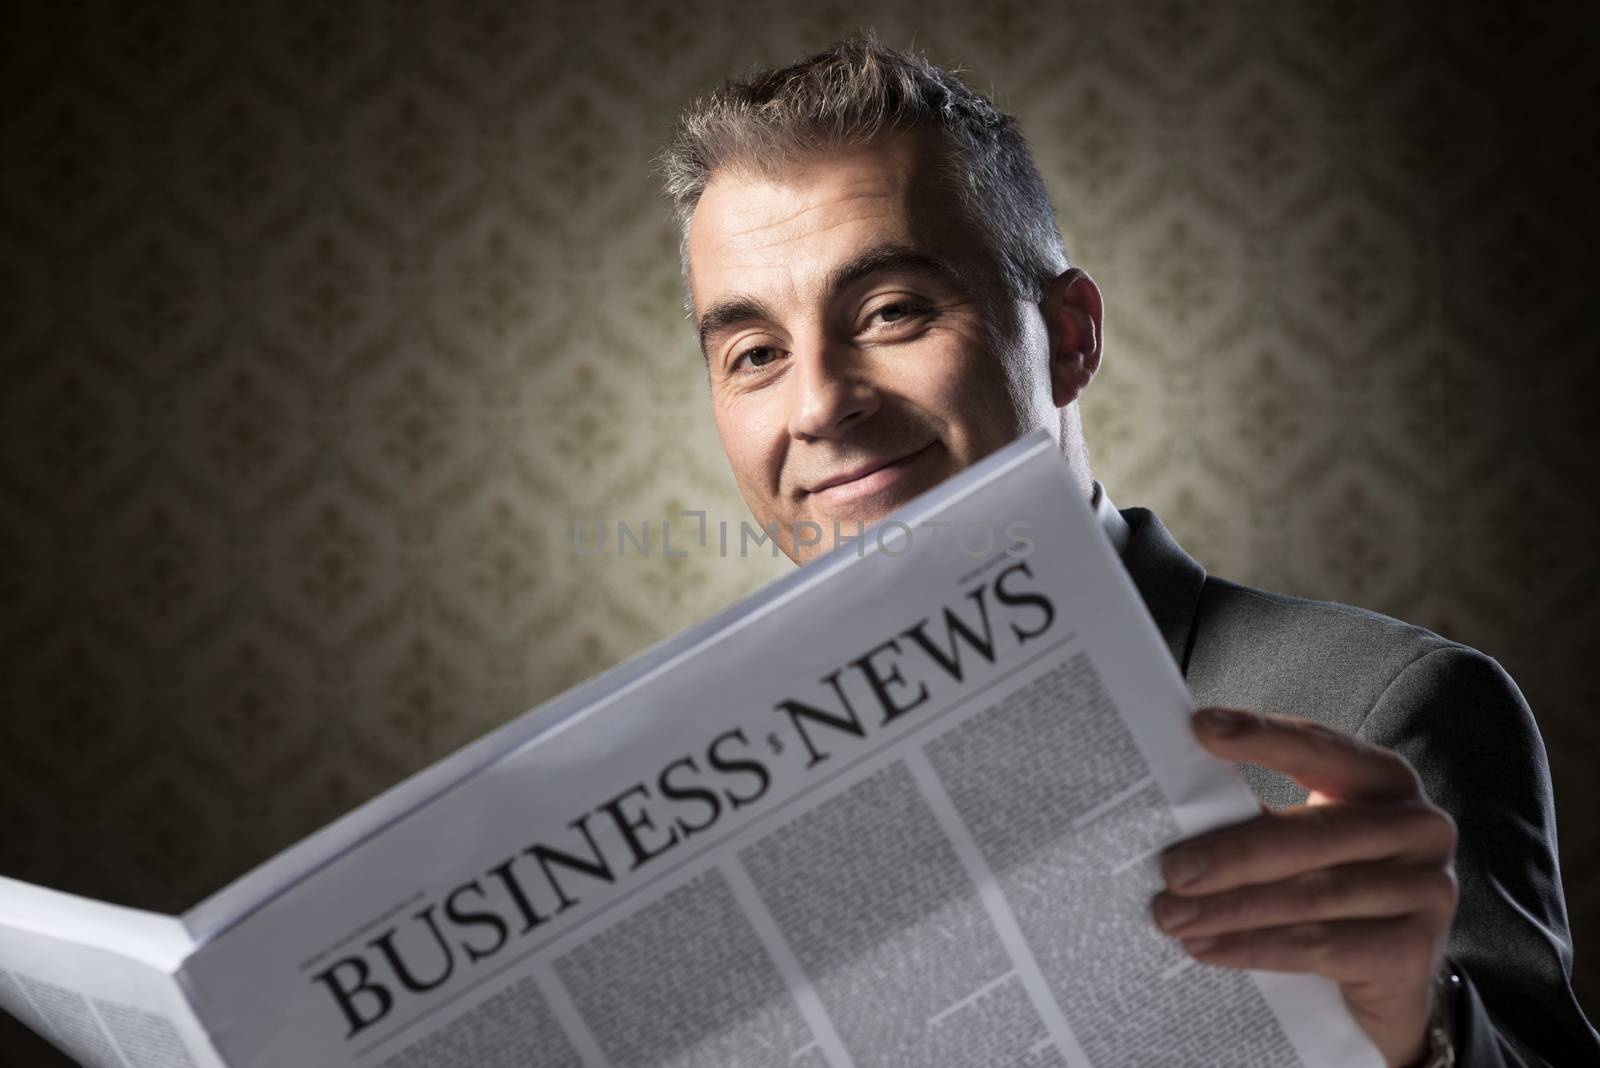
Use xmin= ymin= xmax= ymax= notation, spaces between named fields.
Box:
xmin=696 ymin=242 xmax=967 ymax=359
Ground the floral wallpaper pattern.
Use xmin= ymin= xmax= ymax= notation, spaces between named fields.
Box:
xmin=1 ymin=1 xmax=1595 ymax=1059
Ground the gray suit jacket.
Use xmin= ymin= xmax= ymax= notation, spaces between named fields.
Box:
xmin=1120 ymin=506 xmax=1599 ymax=1066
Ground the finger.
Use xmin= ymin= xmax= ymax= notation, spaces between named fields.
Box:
xmin=1152 ymin=861 xmax=1458 ymax=939
xmin=1161 ymin=801 xmax=1456 ymax=894
xmin=1181 ymin=915 xmax=1441 ymax=990
xmin=1192 ymin=707 xmax=1422 ymax=803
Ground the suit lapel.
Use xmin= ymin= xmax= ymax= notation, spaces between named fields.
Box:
xmin=1117 ymin=506 xmax=1208 ymax=675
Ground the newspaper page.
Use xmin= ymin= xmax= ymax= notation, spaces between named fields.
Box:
xmin=1 ymin=430 xmax=1385 ymax=1067
xmin=0 ymin=877 xmax=223 ymax=1067
xmin=175 ymin=431 xmax=1382 ymax=1068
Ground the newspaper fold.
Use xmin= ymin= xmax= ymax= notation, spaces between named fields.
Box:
xmin=0 ymin=430 xmax=1383 ymax=1068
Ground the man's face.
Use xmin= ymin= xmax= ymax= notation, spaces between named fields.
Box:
xmin=687 ymin=130 xmax=1068 ymax=563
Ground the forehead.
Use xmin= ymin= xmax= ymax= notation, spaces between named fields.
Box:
xmin=685 ymin=130 xmax=969 ymax=314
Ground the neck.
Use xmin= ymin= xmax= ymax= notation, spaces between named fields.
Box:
xmin=1058 ymin=405 xmax=1095 ymax=499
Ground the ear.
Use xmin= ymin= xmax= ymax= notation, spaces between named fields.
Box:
xmin=1040 ymin=268 xmax=1104 ymax=408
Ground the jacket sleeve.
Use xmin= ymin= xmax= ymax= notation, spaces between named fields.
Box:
xmin=1358 ymin=645 xmax=1599 ymax=1067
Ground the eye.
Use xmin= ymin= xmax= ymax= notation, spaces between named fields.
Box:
xmin=866 ymin=299 xmax=929 ymax=328
xmin=733 ymin=345 xmax=783 ymax=371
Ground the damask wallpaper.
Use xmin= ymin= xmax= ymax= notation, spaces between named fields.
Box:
xmin=2 ymin=0 xmax=1596 ymax=1062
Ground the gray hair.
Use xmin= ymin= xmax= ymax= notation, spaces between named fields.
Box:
xmin=657 ymin=35 xmax=1070 ymax=312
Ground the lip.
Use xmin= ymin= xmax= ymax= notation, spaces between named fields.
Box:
xmin=807 ymin=443 xmax=937 ymax=503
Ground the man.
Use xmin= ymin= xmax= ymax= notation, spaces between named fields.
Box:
xmin=658 ymin=37 xmax=1597 ymax=1067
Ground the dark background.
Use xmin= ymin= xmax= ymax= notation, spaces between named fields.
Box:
xmin=2 ymin=1 xmax=1596 ymax=1063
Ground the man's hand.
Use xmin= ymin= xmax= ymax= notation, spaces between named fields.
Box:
xmin=1151 ymin=706 xmax=1458 ymax=1068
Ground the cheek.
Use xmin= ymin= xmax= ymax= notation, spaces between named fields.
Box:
xmin=953 ymin=322 xmax=1049 ymax=437
xmin=712 ymin=394 xmax=785 ymax=493
xmin=903 ymin=336 xmax=1024 ymax=439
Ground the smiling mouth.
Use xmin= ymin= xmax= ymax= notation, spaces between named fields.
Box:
xmin=807 ymin=442 xmax=939 ymax=504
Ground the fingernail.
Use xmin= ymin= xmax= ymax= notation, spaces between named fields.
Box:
xmin=1155 ymin=896 xmax=1201 ymax=931
xmin=1163 ymin=849 xmax=1207 ymax=888
xmin=1184 ymin=937 xmax=1218 ymax=956
xmin=1199 ymin=707 xmax=1252 ymax=734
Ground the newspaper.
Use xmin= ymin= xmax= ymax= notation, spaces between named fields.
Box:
xmin=0 ymin=430 xmax=1383 ymax=1068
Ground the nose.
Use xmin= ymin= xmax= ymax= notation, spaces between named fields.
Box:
xmin=785 ymin=338 xmax=879 ymax=441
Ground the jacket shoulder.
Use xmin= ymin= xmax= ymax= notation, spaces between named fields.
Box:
xmin=1185 ymin=576 xmax=1468 ymax=736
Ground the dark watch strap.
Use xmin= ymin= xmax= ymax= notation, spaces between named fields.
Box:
xmin=1419 ymin=968 xmax=1462 ymax=1068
